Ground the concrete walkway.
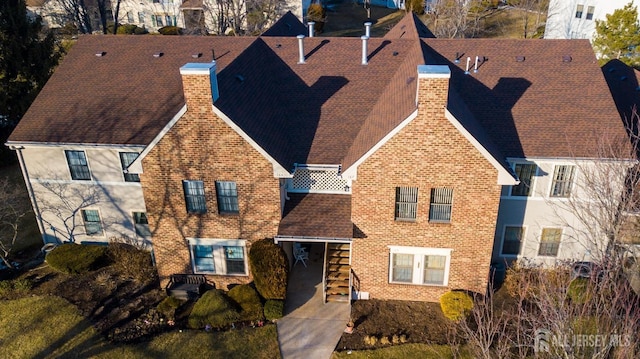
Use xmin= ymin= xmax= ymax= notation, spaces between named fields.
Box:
xmin=277 ymin=243 xmax=351 ymax=359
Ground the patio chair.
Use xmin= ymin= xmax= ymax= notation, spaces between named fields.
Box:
xmin=293 ymin=246 xmax=309 ymax=267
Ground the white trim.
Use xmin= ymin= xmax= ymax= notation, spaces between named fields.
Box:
xmin=508 ymin=161 xmax=538 ymax=197
xmin=417 ymin=65 xmax=451 ymax=79
xmin=342 ymin=110 xmax=419 ymax=180
xmin=127 ymin=105 xmax=188 ymax=174
xmin=547 ymin=164 xmax=577 ymax=199
xmin=444 ymin=109 xmax=517 ymax=185
xmin=179 ymin=62 xmax=216 ymax=75
xmin=31 ymin=178 xmax=142 ymax=187
xmin=187 ymin=238 xmax=248 ymax=276
xmin=5 ymin=141 xmax=147 ymax=150
xmin=211 ymin=105 xmax=292 ymax=178
xmin=387 ymin=246 xmax=452 ymax=286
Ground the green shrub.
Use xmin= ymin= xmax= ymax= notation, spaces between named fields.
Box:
xmin=107 ymin=239 xmax=156 ymax=282
xmin=568 ymin=278 xmax=591 ymax=304
xmin=306 ymin=3 xmax=326 ymax=22
xmin=264 ymin=300 xmax=284 ymax=321
xmin=158 ymin=26 xmax=182 ymax=35
xmin=46 ymin=243 xmax=108 ymax=274
xmin=228 ymin=284 xmax=264 ymax=321
xmin=440 ymin=291 xmax=474 ymax=322
xmin=249 ymin=239 xmax=288 ymax=300
xmin=117 ymin=24 xmax=138 ymax=34
xmin=188 ymin=289 xmax=239 ymax=329
xmin=0 ymin=278 xmax=33 ymax=298
xmin=0 ymin=280 xmax=13 ymax=297
xmin=157 ymin=296 xmax=185 ymax=321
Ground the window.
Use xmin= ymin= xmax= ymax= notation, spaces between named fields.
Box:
xmin=165 ymin=15 xmax=173 ymax=26
xmin=502 ymin=226 xmax=524 ymax=256
xmin=215 ymin=181 xmax=239 ymax=214
xmin=127 ymin=11 xmax=134 ymax=23
xmin=429 ymin=188 xmax=453 ymax=222
xmin=183 ymin=180 xmax=207 ymax=213
xmin=511 ymin=163 xmax=536 ymax=196
xmin=586 ymin=6 xmax=594 ymax=20
xmin=389 ymin=246 xmax=451 ymax=286
xmin=82 ymin=209 xmax=103 ymax=236
xmin=138 ymin=12 xmax=145 ymax=24
xmin=189 ymin=240 xmax=247 ymax=275
xmin=538 ymin=228 xmax=562 ymax=257
xmin=119 ymin=152 xmax=140 ymax=182
xmin=133 ymin=212 xmax=151 ymax=237
xmin=395 ymin=187 xmax=418 ymax=221
xmin=575 ymin=4 xmax=584 ymax=18
xmin=65 ymin=150 xmax=91 ymax=180
xmin=550 ymin=165 xmax=575 ymax=197
xmin=154 ymin=15 xmax=163 ymax=27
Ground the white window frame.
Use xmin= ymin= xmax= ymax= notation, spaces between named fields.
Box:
xmin=575 ymin=4 xmax=584 ymax=18
xmin=81 ymin=208 xmax=104 ymax=237
xmin=120 ymin=152 xmax=140 ymax=182
xmin=388 ymin=246 xmax=452 ymax=286
xmin=501 ymin=225 xmax=526 ymax=257
xmin=549 ymin=165 xmax=576 ymax=198
xmin=538 ymin=228 xmax=562 ymax=257
xmin=132 ymin=211 xmax=151 ymax=237
xmin=586 ymin=6 xmax=595 ymax=20
xmin=187 ymin=238 xmax=248 ymax=276
xmin=65 ymin=150 xmax=92 ymax=181
xmin=510 ymin=162 xmax=537 ymax=197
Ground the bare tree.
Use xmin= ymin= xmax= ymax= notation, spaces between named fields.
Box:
xmin=430 ymin=0 xmax=471 ymax=38
xmin=54 ymin=0 xmax=116 ymax=34
xmin=0 ymin=178 xmax=31 ymax=269
xmin=509 ymin=0 xmax=548 ymax=38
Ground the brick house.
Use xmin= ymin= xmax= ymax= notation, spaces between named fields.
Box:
xmin=7 ymin=14 xmax=629 ymax=303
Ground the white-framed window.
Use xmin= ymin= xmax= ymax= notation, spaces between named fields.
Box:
xmin=215 ymin=181 xmax=239 ymax=214
xmin=586 ymin=6 xmax=594 ymax=20
xmin=388 ymin=246 xmax=452 ymax=286
xmin=511 ymin=163 xmax=536 ymax=196
xmin=538 ymin=228 xmax=562 ymax=257
xmin=133 ymin=211 xmax=150 ymax=237
xmin=188 ymin=239 xmax=247 ymax=275
xmin=501 ymin=226 xmax=524 ymax=256
xmin=153 ymin=15 xmax=163 ymax=27
xmin=550 ymin=165 xmax=575 ymax=198
xmin=183 ymin=180 xmax=207 ymax=213
xmin=429 ymin=188 xmax=453 ymax=222
xmin=138 ymin=12 xmax=145 ymax=24
xmin=575 ymin=4 xmax=584 ymax=18
xmin=82 ymin=209 xmax=103 ymax=236
xmin=65 ymin=150 xmax=91 ymax=180
xmin=395 ymin=187 xmax=418 ymax=221
xmin=119 ymin=152 xmax=140 ymax=182
xmin=126 ymin=11 xmax=134 ymax=23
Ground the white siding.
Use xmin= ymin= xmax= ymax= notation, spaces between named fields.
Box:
xmin=545 ymin=0 xmax=639 ymax=40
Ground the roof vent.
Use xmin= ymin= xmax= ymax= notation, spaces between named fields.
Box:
xmin=393 ymin=51 xmax=399 ymax=56
xmin=621 ymin=76 xmax=627 ymax=81
xmin=153 ymin=52 xmax=164 ymax=58
xmin=297 ymin=35 xmax=306 ymax=64
xmin=454 ymin=52 xmax=463 ymax=63
xmin=515 ymin=56 xmax=525 ymax=62
xmin=465 ymin=56 xmax=471 ymax=75
xmin=275 ymin=43 xmax=282 ymax=48
xmin=608 ymin=67 xmax=616 ymax=73
xmin=95 ymin=51 xmax=106 ymax=57
xmin=562 ymin=55 xmax=572 ymax=62
xmin=235 ymin=74 xmax=245 ymax=82
xmin=191 ymin=52 xmax=202 ymax=58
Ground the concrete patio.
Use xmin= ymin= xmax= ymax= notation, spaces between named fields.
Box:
xmin=277 ymin=243 xmax=351 ymax=359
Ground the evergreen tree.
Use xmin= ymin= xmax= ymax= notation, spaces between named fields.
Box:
xmin=593 ymin=2 xmax=640 ymax=67
xmin=0 ymin=0 xmax=60 ymax=164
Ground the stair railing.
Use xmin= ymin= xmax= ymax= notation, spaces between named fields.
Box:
xmin=322 ymin=242 xmax=328 ymax=303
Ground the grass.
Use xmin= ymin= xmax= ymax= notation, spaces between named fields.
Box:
xmin=331 ymin=344 xmax=472 ymax=359
xmin=0 ymin=296 xmax=281 ymax=359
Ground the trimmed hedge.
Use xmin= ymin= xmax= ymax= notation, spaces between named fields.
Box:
xmin=158 ymin=26 xmax=182 ymax=35
xmin=107 ymin=242 xmax=156 ymax=282
xmin=249 ymin=239 xmax=288 ymax=300
xmin=188 ymin=289 xmax=239 ymax=329
xmin=228 ymin=284 xmax=264 ymax=321
xmin=156 ymin=296 xmax=185 ymax=321
xmin=264 ymin=300 xmax=284 ymax=321
xmin=440 ymin=291 xmax=474 ymax=322
xmin=45 ymin=243 xmax=108 ymax=274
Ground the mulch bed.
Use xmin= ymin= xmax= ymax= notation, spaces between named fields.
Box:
xmin=336 ymin=299 xmax=452 ymax=351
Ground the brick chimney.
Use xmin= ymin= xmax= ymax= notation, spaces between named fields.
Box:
xmin=416 ymin=65 xmax=450 ymax=112
xmin=179 ymin=62 xmax=219 ymax=108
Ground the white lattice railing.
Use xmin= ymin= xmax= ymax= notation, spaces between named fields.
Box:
xmin=286 ymin=165 xmax=351 ymax=194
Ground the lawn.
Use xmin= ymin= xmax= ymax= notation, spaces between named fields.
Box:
xmin=331 ymin=344 xmax=471 ymax=359
xmin=0 ymin=296 xmax=281 ymax=359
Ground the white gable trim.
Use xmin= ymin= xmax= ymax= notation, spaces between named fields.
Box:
xmin=341 ymin=110 xmax=419 ymax=180
xmin=127 ymin=105 xmax=188 ymax=174
xmin=444 ymin=109 xmax=517 ymax=185
xmin=211 ymin=105 xmax=292 ymax=178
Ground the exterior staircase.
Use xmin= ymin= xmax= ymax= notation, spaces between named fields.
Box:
xmin=324 ymin=243 xmax=351 ymax=303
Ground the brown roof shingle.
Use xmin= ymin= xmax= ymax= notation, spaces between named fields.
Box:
xmin=278 ymin=193 xmax=352 ymax=238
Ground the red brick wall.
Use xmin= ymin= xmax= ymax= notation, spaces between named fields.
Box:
xmin=351 ymin=73 xmax=502 ymax=302
xmin=141 ymin=71 xmax=281 ymax=290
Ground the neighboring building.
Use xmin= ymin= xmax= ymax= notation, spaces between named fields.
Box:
xmin=545 ymin=0 xmax=639 ymax=40
xmin=7 ymin=14 xmax=629 ymax=303
xmin=27 ymin=0 xmax=113 ymax=32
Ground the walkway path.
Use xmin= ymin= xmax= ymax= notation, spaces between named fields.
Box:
xmin=277 ymin=243 xmax=351 ymax=359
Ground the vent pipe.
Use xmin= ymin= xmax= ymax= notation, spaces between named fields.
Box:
xmin=464 ymin=56 xmax=470 ymax=74
xmin=308 ymin=22 xmax=315 ymax=37
xmin=364 ymin=21 xmax=372 ymax=37
xmin=474 ymin=56 xmax=479 ymax=73
xmin=361 ymin=36 xmax=369 ymax=65
xmin=297 ymin=34 xmax=306 ymax=64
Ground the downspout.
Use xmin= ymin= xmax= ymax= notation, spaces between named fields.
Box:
xmin=11 ymin=146 xmax=47 ymax=243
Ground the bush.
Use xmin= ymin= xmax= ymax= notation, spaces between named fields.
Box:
xmin=568 ymin=278 xmax=591 ymax=304
xmin=156 ymin=296 xmax=185 ymax=321
xmin=228 ymin=284 xmax=264 ymax=321
xmin=46 ymin=243 xmax=108 ymax=274
xmin=107 ymin=239 xmax=156 ymax=282
xmin=188 ymin=289 xmax=239 ymax=329
xmin=440 ymin=291 xmax=474 ymax=322
xmin=264 ymin=300 xmax=284 ymax=321
xmin=249 ymin=239 xmax=288 ymax=300
xmin=158 ymin=26 xmax=182 ymax=35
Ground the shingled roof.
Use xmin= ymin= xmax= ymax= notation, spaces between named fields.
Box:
xmin=602 ymin=59 xmax=640 ymax=128
xmin=8 ymin=13 xmax=627 ymax=169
